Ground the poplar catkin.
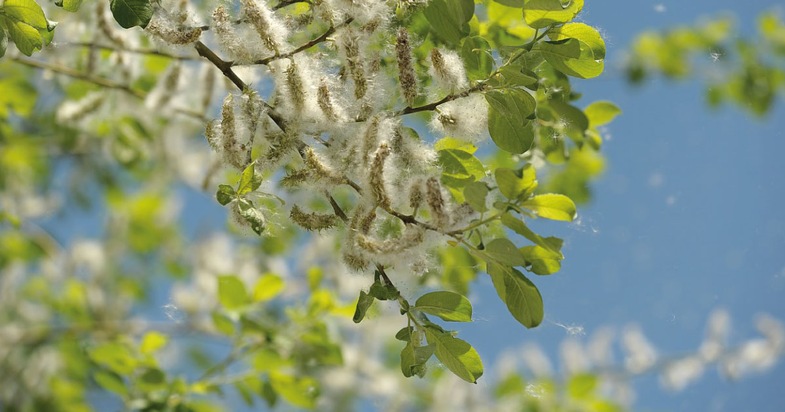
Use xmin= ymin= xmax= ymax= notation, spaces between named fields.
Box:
xmin=396 ymin=28 xmax=417 ymax=106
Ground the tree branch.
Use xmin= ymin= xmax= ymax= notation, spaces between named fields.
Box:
xmin=56 ymin=41 xmax=199 ymax=60
xmin=395 ymin=83 xmax=487 ymax=117
xmin=11 ymin=55 xmax=146 ymax=99
xmin=250 ymin=18 xmax=353 ymax=66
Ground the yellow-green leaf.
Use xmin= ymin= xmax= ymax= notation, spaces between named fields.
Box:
xmin=522 ymin=0 xmax=584 ymax=29
xmin=140 ymin=331 xmax=168 ymax=355
xmin=522 ymin=193 xmax=577 ymax=221
xmin=252 ymin=273 xmax=284 ymax=302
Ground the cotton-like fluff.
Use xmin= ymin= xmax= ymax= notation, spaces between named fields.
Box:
xmin=212 ymin=6 xmax=267 ymax=64
xmin=241 ymin=0 xmax=291 ymax=55
xmin=268 ymin=54 xmax=328 ymax=127
xmin=429 ymin=48 xmax=468 ymax=94
xmin=145 ymin=7 xmax=202 ymax=46
xmin=428 ymin=93 xmax=489 ymax=143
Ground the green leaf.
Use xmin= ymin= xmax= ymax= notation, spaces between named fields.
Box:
xmin=522 ymin=0 xmax=584 ymax=29
xmin=2 ymin=0 xmax=49 ymax=29
xmin=485 ymin=238 xmax=527 ymax=267
xmin=252 ymin=273 xmax=284 ymax=302
xmin=423 ymin=0 xmax=474 ymax=45
xmin=237 ymin=163 xmax=262 ymax=195
xmin=61 ymin=0 xmax=84 ymax=12
xmin=520 ymin=244 xmax=562 ymax=274
xmin=497 ymin=66 xmax=539 ymax=88
xmin=140 ymin=331 xmax=168 ymax=355
xmin=252 ymin=348 xmax=288 ymax=372
xmin=414 ymin=291 xmax=472 ymax=322
xmin=109 ymin=0 xmax=153 ymax=29
xmin=546 ymin=100 xmax=589 ymax=141
xmin=485 ymin=89 xmax=536 ymax=154
xmin=522 ymin=193 xmax=577 ymax=221
xmin=93 ymin=370 xmax=128 ymax=396
xmin=494 ymin=0 xmax=525 ymax=8
xmin=438 ymin=148 xmax=485 ymax=199
xmin=463 ymin=181 xmax=489 ymax=212
xmin=548 ymin=22 xmax=605 ymax=60
xmin=501 ymin=213 xmax=562 ymax=253
xmin=438 ymin=149 xmax=485 ymax=180
xmin=461 ymin=36 xmax=495 ymax=81
xmin=395 ymin=326 xmax=414 ymax=341
xmin=0 ymin=29 xmax=7 ymax=58
xmin=567 ymin=373 xmax=598 ymax=399
xmin=368 ymin=278 xmax=399 ymax=301
xmin=216 ymin=184 xmax=235 ymax=205
xmin=434 ymin=136 xmax=477 ymax=153
xmin=539 ymin=38 xmax=604 ymax=79
xmin=352 ymin=290 xmax=375 ymax=323
xmin=137 ymin=368 xmax=166 ymax=391
xmin=211 ymin=311 xmax=235 ymax=335
xmin=236 ymin=199 xmax=265 ymax=235
xmin=494 ymin=165 xmax=537 ymax=201
xmin=88 ymin=342 xmax=138 ymax=375
xmin=261 ymin=379 xmax=278 ymax=407
xmin=400 ymin=342 xmax=432 ymax=378
xmin=400 ymin=342 xmax=417 ymax=377
xmin=584 ymin=101 xmax=621 ymax=127
xmin=269 ymin=372 xmax=319 ymax=409
xmin=0 ymin=15 xmax=43 ymax=56
xmin=487 ymin=263 xmax=544 ymax=328
xmin=217 ymin=275 xmax=249 ymax=310
xmin=424 ymin=328 xmax=483 ymax=383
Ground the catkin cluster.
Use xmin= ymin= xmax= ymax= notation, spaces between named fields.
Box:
xmin=144 ymin=0 xmax=487 ymax=274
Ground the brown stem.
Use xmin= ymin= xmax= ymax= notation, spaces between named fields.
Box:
xmin=395 ymin=83 xmax=486 ymax=117
xmin=250 ymin=18 xmax=354 ymax=66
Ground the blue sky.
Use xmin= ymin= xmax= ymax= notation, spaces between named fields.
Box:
xmin=462 ymin=1 xmax=785 ymax=410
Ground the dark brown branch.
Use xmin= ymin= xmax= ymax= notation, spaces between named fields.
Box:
xmin=394 ymin=83 xmax=486 ymax=117
xmin=194 ymin=41 xmax=289 ymax=132
xmin=251 ymin=18 xmax=353 ymax=66
xmin=195 ymin=41 xmax=247 ymax=91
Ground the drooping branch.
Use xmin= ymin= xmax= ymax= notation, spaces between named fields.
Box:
xmin=56 ymin=41 xmax=199 ymax=60
xmin=11 ymin=55 xmax=146 ymax=99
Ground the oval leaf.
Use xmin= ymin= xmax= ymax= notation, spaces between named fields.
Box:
xmin=352 ymin=290 xmax=375 ymax=323
xmin=522 ymin=193 xmax=577 ymax=221
xmin=110 ymin=0 xmax=153 ymax=29
xmin=522 ymin=0 xmax=584 ymax=29
xmin=485 ymin=89 xmax=536 ymax=154
xmin=485 ymin=238 xmax=527 ymax=267
xmin=487 ymin=263 xmax=544 ymax=328
xmin=584 ymin=101 xmax=621 ymax=127
xmin=414 ymin=291 xmax=473 ymax=322
xmin=425 ymin=328 xmax=483 ymax=383
xmin=217 ymin=275 xmax=249 ymax=310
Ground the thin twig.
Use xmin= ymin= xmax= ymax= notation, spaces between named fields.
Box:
xmin=251 ymin=18 xmax=353 ymax=66
xmin=11 ymin=55 xmax=146 ymax=99
xmin=395 ymin=83 xmax=486 ymax=117
xmin=55 ymin=41 xmax=199 ymax=60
